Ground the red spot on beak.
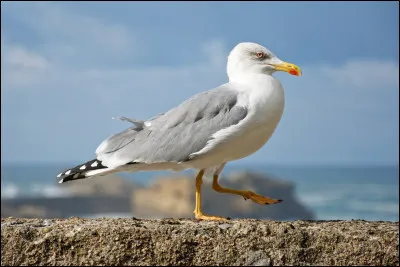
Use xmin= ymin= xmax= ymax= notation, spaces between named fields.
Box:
xmin=289 ymin=69 xmax=298 ymax=76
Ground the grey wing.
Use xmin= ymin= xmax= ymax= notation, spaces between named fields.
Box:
xmin=95 ymin=84 xmax=248 ymax=168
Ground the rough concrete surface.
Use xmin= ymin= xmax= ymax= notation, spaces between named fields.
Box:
xmin=1 ymin=218 xmax=398 ymax=266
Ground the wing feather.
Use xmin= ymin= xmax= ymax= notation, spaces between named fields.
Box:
xmin=96 ymin=84 xmax=248 ymax=168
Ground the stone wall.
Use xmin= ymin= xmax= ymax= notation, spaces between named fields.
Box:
xmin=1 ymin=218 xmax=398 ymax=266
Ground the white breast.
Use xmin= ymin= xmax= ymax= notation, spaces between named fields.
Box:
xmin=189 ymin=74 xmax=285 ymax=169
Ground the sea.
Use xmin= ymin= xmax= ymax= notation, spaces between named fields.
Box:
xmin=1 ymin=163 xmax=399 ymax=222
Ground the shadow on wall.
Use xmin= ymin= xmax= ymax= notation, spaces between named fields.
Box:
xmin=1 ymin=171 xmax=314 ymax=220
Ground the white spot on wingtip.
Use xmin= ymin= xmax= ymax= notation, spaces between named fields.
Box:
xmin=79 ymin=165 xmax=86 ymax=170
xmin=65 ymin=170 xmax=71 ymax=175
xmin=144 ymin=121 xmax=151 ymax=127
xmin=58 ymin=179 xmax=64 ymax=184
xmin=91 ymin=161 xmax=98 ymax=167
xmin=57 ymin=173 xmax=62 ymax=178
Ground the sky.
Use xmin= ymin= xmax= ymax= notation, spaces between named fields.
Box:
xmin=1 ymin=1 xmax=399 ymax=166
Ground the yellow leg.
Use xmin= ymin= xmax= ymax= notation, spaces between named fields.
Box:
xmin=212 ymin=174 xmax=282 ymax=205
xmin=194 ymin=170 xmax=227 ymax=221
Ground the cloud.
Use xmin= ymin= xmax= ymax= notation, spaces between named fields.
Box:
xmin=1 ymin=42 xmax=52 ymax=88
xmin=3 ymin=45 xmax=49 ymax=69
xmin=1 ymin=2 xmax=136 ymax=65
xmin=321 ymin=60 xmax=399 ymax=89
xmin=1 ymin=37 xmax=229 ymax=108
xmin=202 ymin=39 xmax=228 ymax=69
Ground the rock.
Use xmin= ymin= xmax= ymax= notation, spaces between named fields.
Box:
xmin=62 ymin=174 xmax=143 ymax=197
xmin=1 ymin=202 xmax=60 ymax=219
xmin=1 ymin=174 xmax=141 ymax=219
xmin=132 ymin=171 xmax=314 ymax=220
xmin=132 ymin=175 xmax=194 ymax=218
xmin=1 ymin=218 xmax=398 ymax=266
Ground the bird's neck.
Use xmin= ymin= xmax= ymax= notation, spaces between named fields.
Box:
xmin=228 ymin=72 xmax=276 ymax=87
xmin=228 ymin=73 xmax=284 ymax=109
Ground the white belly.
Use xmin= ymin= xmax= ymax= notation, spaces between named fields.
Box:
xmin=188 ymin=116 xmax=283 ymax=170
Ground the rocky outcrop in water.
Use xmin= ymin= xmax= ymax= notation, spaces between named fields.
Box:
xmin=1 ymin=171 xmax=314 ymax=220
xmin=132 ymin=171 xmax=314 ymax=220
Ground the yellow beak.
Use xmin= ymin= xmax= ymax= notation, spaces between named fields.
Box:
xmin=271 ymin=61 xmax=302 ymax=76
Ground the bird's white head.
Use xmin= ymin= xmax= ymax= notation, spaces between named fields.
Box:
xmin=227 ymin=42 xmax=301 ymax=81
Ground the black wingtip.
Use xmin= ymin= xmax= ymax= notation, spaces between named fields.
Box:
xmin=56 ymin=171 xmax=87 ymax=184
xmin=56 ymin=159 xmax=107 ymax=184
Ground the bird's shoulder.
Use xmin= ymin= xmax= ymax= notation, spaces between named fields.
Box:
xmin=164 ymin=83 xmax=244 ymax=113
xmin=145 ymin=83 xmax=247 ymax=130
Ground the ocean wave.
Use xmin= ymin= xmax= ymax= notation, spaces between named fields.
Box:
xmin=1 ymin=183 xmax=20 ymax=199
xmin=296 ymin=184 xmax=399 ymax=221
xmin=348 ymin=201 xmax=399 ymax=214
xmin=31 ymin=184 xmax=73 ymax=198
xmin=297 ymin=183 xmax=399 ymax=208
xmin=1 ymin=183 xmax=73 ymax=198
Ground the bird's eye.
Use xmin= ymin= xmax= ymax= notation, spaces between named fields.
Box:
xmin=256 ymin=52 xmax=265 ymax=59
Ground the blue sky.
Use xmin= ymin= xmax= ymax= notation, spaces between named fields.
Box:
xmin=1 ymin=1 xmax=399 ymax=165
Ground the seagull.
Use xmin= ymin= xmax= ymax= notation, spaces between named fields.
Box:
xmin=56 ymin=42 xmax=301 ymax=220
